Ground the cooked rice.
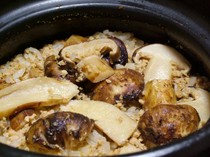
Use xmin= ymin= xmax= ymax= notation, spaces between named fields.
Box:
xmin=0 ymin=30 xmax=209 ymax=156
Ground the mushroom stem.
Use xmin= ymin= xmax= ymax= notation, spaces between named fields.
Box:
xmin=144 ymin=57 xmax=171 ymax=83
xmin=144 ymin=79 xmax=177 ymax=110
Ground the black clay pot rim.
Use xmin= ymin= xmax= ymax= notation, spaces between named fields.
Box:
xmin=0 ymin=1 xmax=210 ymax=157
xmin=1 ymin=0 xmax=210 ymax=74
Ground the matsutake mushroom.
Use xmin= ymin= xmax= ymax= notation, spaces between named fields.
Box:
xmin=0 ymin=77 xmax=79 ymax=118
xmin=138 ymin=104 xmax=200 ymax=147
xmin=139 ymin=79 xmax=201 ymax=147
xmin=133 ymin=44 xmax=190 ymax=83
xmin=59 ymin=37 xmax=128 ymax=83
xmin=178 ymin=88 xmax=210 ymax=126
xmin=60 ymin=38 xmax=128 ymax=65
xmin=136 ymin=44 xmax=201 ymax=147
xmin=26 ymin=111 xmax=94 ymax=154
xmin=143 ymin=79 xmax=176 ymax=110
xmin=91 ymin=68 xmax=144 ymax=106
xmin=77 ymin=55 xmax=115 ymax=83
xmin=60 ymin=100 xmax=137 ymax=146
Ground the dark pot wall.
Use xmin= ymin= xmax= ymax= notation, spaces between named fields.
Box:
xmin=0 ymin=0 xmax=210 ymax=157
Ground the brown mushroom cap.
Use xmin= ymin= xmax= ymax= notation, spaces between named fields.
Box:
xmin=44 ymin=55 xmax=63 ymax=79
xmin=138 ymin=104 xmax=200 ymax=147
xmin=26 ymin=111 xmax=94 ymax=154
xmin=108 ymin=37 xmax=128 ymax=65
xmin=91 ymin=68 xmax=144 ymax=106
xmin=44 ymin=55 xmax=78 ymax=83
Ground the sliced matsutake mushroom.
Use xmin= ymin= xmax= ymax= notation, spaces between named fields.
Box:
xmin=91 ymin=68 xmax=144 ymax=106
xmin=178 ymin=88 xmax=210 ymax=126
xmin=60 ymin=100 xmax=137 ymax=146
xmin=0 ymin=77 xmax=79 ymax=118
xmin=138 ymin=104 xmax=200 ymax=147
xmin=77 ymin=55 xmax=115 ymax=83
xmin=133 ymin=44 xmax=191 ymax=83
xmin=60 ymin=38 xmax=128 ymax=65
xmin=26 ymin=111 xmax=94 ymax=154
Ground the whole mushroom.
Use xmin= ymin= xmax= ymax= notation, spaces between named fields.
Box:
xmin=136 ymin=44 xmax=201 ymax=147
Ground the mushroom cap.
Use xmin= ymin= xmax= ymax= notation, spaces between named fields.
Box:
xmin=26 ymin=111 xmax=94 ymax=154
xmin=139 ymin=44 xmax=191 ymax=69
xmin=135 ymin=44 xmax=191 ymax=83
xmin=91 ymin=68 xmax=144 ymax=106
xmin=138 ymin=104 xmax=200 ymax=147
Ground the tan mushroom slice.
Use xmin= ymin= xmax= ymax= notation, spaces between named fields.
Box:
xmin=178 ymin=88 xmax=210 ymax=126
xmin=134 ymin=44 xmax=191 ymax=83
xmin=60 ymin=100 xmax=138 ymax=146
xmin=144 ymin=79 xmax=176 ymax=110
xmin=91 ymin=68 xmax=144 ymax=106
xmin=138 ymin=104 xmax=200 ymax=147
xmin=26 ymin=111 xmax=94 ymax=154
xmin=60 ymin=38 xmax=120 ymax=64
xmin=77 ymin=55 xmax=115 ymax=83
xmin=0 ymin=77 xmax=79 ymax=118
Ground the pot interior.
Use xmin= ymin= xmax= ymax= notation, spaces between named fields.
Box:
xmin=1 ymin=1 xmax=210 ymax=77
xmin=0 ymin=1 xmax=210 ymax=157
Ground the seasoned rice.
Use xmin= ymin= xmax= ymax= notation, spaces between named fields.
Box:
xmin=0 ymin=30 xmax=209 ymax=156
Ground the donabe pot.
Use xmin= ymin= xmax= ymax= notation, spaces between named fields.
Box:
xmin=0 ymin=0 xmax=210 ymax=157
